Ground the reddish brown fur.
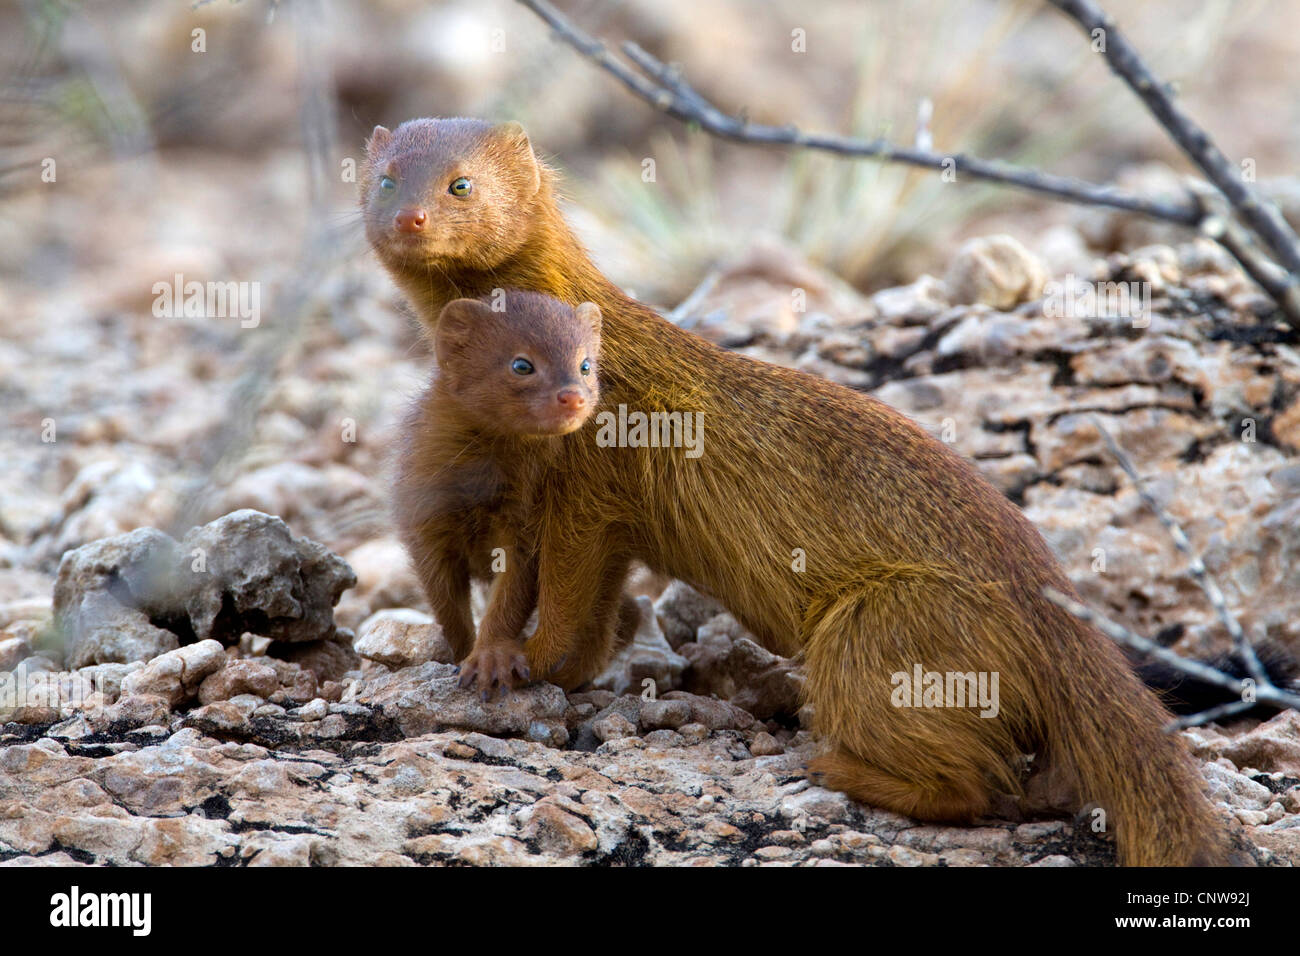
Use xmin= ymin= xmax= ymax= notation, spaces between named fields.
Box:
xmin=364 ymin=117 xmax=1234 ymax=866
xmin=394 ymin=290 xmax=636 ymax=694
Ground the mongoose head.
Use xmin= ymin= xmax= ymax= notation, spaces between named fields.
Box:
xmin=361 ymin=118 xmax=542 ymax=273
xmin=434 ymin=291 xmax=601 ymax=438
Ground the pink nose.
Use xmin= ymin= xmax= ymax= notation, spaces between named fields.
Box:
xmin=394 ymin=208 xmax=427 ymax=233
xmin=556 ymin=388 xmax=586 ymax=411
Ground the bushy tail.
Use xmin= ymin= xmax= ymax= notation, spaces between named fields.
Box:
xmin=1039 ymin=607 xmax=1233 ymax=866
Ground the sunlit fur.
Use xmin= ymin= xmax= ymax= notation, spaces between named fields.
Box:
xmin=366 ymin=118 xmax=1233 ymax=866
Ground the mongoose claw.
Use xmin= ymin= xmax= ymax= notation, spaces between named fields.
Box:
xmin=459 ymin=641 xmax=531 ymax=697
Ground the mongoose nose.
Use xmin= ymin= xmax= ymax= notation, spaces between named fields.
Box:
xmin=556 ymin=388 xmax=586 ymax=410
xmin=394 ymin=208 xmax=428 ymax=233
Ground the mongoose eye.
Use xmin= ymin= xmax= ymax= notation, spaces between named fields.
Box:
xmin=449 ymin=177 xmax=473 ymax=197
xmin=580 ymin=358 xmax=592 ymax=375
xmin=511 ymin=357 xmax=534 ymax=375
xmin=379 ymin=175 xmax=396 ymax=192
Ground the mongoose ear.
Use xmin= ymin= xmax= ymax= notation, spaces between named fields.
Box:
xmin=435 ymin=298 xmax=493 ymax=365
xmin=366 ymin=125 xmax=393 ymax=162
xmin=494 ymin=121 xmax=540 ymax=197
xmin=574 ymin=302 xmax=602 ymax=341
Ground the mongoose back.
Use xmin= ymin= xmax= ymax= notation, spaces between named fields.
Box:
xmin=363 ymin=117 xmax=1232 ymax=866
xmin=394 ymin=290 xmax=636 ymax=695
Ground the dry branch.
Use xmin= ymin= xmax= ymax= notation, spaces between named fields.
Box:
xmin=515 ymin=0 xmax=1300 ymax=330
xmin=1089 ymin=416 xmax=1269 ymax=687
xmin=1040 ymin=420 xmax=1300 ymax=727
xmin=519 ymin=0 xmax=1199 ymax=222
xmin=1048 ymin=0 xmax=1300 ymax=278
xmin=1042 ymin=588 xmax=1300 ymax=719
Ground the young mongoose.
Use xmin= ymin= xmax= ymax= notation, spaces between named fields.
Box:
xmin=394 ymin=290 xmax=637 ymax=695
xmin=362 ymin=117 xmax=1232 ymax=866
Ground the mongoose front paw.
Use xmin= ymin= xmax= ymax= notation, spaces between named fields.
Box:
xmin=458 ymin=642 xmax=531 ymax=700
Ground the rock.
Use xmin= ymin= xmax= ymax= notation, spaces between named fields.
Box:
xmin=638 ymin=698 xmax=691 ymax=731
xmin=749 ymin=731 xmax=784 ymax=756
xmin=0 ymin=706 xmax=1286 ymax=867
xmin=1253 ymin=818 xmax=1300 ymax=860
xmin=50 ymin=512 xmax=355 ymax=668
xmin=0 ymin=852 xmax=91 ymax=868
xmin=0 ymin=669 xmax=96 ymax=720
xmin=120 ymin=640 xmax=226 ymax=707
xmin=95 ymin=694 xmax=172 ymax=731
xmin=0 ymin=590 xmax=52 ymax=626
xmin=810 ymin=838 xmax=835 ymax=857
xmin=60 ymin=592 xmax=180 ymax=670
xmin=897 ymin=825 xmax=1013 ymax=854
xmin=53 ymin=527 xmax=179 ymax=616
xmin=592 ymin=712 xmax=638 ymax=742
xmin=354 ymin=609 xmax=454 ymax=668
xmin=267 ymin=635 xmax=360 ymax=683
xmin=654 ymin=580 xmax=727 ymax=649
xmin=679 ymin=723 xmax=709 ymax=745
xmin=8 ymin=704 xmax=58 ymax=724
xmin=0 ymin=621 xmax=50 ymax=662
xmin=683 ymin=237 xmax=872 ymax=347
xmin=780 ymin=786 xmax=852 ymax=824
xmin=0 ymin=636 xmax=32 ymax=672
xmin=945 ymin=234 xmax=1048 ymax=310
xmin=179 ymin=510 xmax=356 ymax=645
xmin=263 ymin=659 xmax=319 ymax=703
xmin=197 ymin=660 xmax=279 ymax=704
xmin=1215 ymin=711 xmax=1300 ymax=776
xmin=53 ymin=527 xmax=182 ymax=668
xmin=661 ymin=691 xmax=755 ymax=731
xmin=643 ymin=729 xmax=685 ymax=748
xmin=1202 ymin=762 xmax=1273 ymax=810
xmin=357 ymin=661 xmax=568 ymax=740
xmin=519 ymin=799 xmax=598 ymax=856
xmin=294 ymin=698 xmax=329 ymax=721
xmin=183 ymin=700 xmax=251 ymax=735
xmin=76 ymin=662 xmax=144 ymax=700
xmin=590 ymin=596 xmax=688 ymax=696
xmin=337 ymin=537 xmax=425 ymax=628
xmin=13 ymin=654 xmax=57 ymax=673
xmin=871 ymin=275 xmax=949 ymax=326
xmin=680 ymin=627 xmax=803 ymax=720
xmin=655 ymin=691 xmax=759 ymax=728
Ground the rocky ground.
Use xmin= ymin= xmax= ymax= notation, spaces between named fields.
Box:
xmin=4 ymin=199 xmax=1300 ymax=864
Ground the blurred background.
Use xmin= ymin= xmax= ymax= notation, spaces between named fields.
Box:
xmin=1 ymin=0 xmax=1298 ymax=612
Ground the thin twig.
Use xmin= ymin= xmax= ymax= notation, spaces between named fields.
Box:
xmin=667 ymin=267 xmax=723 ymax=327
xmin=1166 ymin=699 xmax=1257 ymax=732
xmin=1189 ymin=187 xmax=1300 ymax=325
xmin=1089 ymin=416 xmax=1269 ymax=686
xmin=1048 ymin=0 xmax=1300 ymax=279
xmin=1042 ymin=588 xmax=1300 ymax=711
